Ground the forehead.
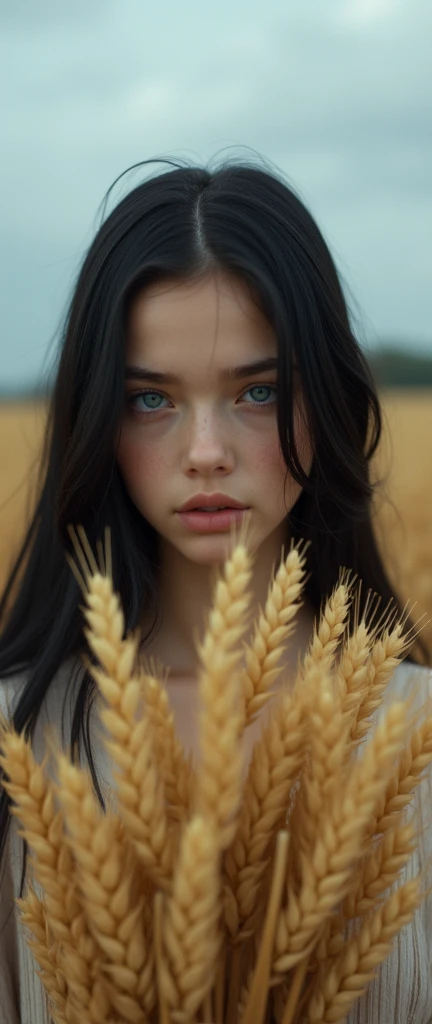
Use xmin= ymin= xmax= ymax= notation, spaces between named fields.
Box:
xmin=125 ymin=271 xmax=276 ymax=362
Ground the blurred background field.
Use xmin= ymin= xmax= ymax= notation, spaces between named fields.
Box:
xmin=1 ymin=390 xmax=431 ymax=663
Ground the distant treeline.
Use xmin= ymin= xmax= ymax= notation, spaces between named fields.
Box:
xmin=367 ymin=347 xmax=432 ymax=388
xmin=1 ymin=346 xmax=432 ymax=399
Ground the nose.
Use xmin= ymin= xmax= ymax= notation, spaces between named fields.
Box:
xmin=181 ymin=406 xmax=235 ymax=474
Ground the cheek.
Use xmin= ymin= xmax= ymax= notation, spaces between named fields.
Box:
xmin=116 ymin=432 xmax=167 ymax=498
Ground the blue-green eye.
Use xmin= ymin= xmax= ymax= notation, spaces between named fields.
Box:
xmin=127 ymin=384 xmax=277 ymax=415
xmin=243 ymin=385 xmax=277 ymax=407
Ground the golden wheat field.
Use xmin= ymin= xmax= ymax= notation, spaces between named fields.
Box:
xmin=0 ymin=394 xmax=431 ymax=660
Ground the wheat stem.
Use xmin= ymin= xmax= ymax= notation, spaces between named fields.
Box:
xmin=240 ymin=831 xmax=289 ymax=1024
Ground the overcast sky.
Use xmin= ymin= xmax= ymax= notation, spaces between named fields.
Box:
xmin=1 ymin=0 xmax=431 ymax=390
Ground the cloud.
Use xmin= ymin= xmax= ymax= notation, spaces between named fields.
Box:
xmin=0 ymin=0 xmax=430 ymax=385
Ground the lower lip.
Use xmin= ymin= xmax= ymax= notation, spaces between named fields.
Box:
xmin=177 ymin=508 xmax=249 ymax=532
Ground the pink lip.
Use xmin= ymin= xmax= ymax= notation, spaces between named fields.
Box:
xmin=178 ymin=493 xmax=247 ymax=513
xmin=177 ymin=508 xmax=249 ymax=533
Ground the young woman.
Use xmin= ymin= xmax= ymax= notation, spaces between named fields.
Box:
xmin=0 ymin=156 xmax=431 ymax=1023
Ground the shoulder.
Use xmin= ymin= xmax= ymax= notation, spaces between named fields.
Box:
xmin=0 ymin=656 xmax=85 ymax=762
xmin=0 ymin=655 xmax=113 ymax=806
xmin=0 ymin=655 xmax=81 ymax=714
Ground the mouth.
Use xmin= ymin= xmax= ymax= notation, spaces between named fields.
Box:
xmin=180 ymin=506 xmax=249 ymax=513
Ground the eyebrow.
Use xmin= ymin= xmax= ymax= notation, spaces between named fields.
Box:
xmin=125 ymin=357 xmax=280 ymax=385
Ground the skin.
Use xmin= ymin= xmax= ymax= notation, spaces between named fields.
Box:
xmin=117 ymin=269 xmax=315 ymax=686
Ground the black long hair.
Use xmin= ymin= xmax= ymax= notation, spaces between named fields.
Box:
xmin=1 ymin=153 xmax=429 ymax=897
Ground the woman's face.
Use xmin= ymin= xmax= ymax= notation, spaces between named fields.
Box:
xmin=117 ymin=270 xmax=313 ymax=565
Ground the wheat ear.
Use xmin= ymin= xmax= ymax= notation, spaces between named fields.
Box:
xmin=343 ymin=701 xmax=432 ymax=922
xmin=305 ymin=876 xmax=422 ymax=1022
xmin=349 ymin=618 xmax=421 ymax=748
xmin=269 ymin=661 xmax=352 ymax=1008
xmin=224 ymin=687 xmax=305 ymax=940
xmin=312 ymin=706 xmax=432 ymax=972
xmin=158 ymin=816 xmax=221 ymax=1023
xmin=0 ymin=723 xmax=107 ymax=1020
xmin=332 ymin=583 xmax=388 ymax=734
xmin=193 ymin=532 xmax=254 ymax=850
xmin=138 ymin=656 xmax=194 ymax=824
xmin=373 ymin=707 xmax=432 ymax=833
xmin=68 ymin=526 xmax=178 ymax=892
xmin=239 ymin=541 xmax=309 ymax=727
xmin=81 ymin=572 xmax=175 ymax=892
xmin=272 ymin=697 xmax=414 ymax=980
xmin=297 ymin=574 xmax=354 ymax=687
xmin=54 ymin=750 xmax=155 ymax=1022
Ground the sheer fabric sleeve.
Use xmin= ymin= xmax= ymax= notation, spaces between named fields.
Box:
xmin=0 ymin=823 xmax=20 ymax=1024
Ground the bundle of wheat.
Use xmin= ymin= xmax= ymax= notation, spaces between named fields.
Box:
xmin=1 ymin=513 xmax=432 ymax=1024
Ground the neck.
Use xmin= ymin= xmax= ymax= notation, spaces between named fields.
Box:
xmin=140 ymin=523 xmax=315 ymax=678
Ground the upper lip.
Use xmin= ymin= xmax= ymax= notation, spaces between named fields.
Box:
xmin=178 ymin=493 xmax=249 ymax=513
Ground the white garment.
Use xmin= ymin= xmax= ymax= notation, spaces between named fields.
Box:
xmin=0 ymin=656 xmax=431 ymax=1023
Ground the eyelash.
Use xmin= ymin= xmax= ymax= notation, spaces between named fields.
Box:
xmin=127 ymin=384 xmax=278 ymax=417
